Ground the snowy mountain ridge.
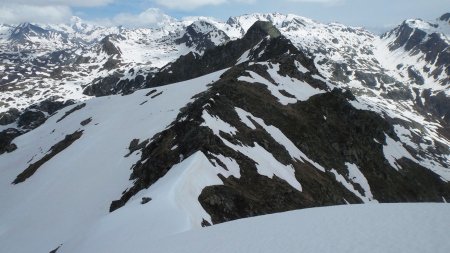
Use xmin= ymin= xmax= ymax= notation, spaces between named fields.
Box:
xmin=0 ymin=12 xmax=448 ymax=113
xmin=0 ymin=11 xmax=449 ymax=253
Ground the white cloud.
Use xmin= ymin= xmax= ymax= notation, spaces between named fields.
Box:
xmin=153 ymin=0 xmax=256 ymax=10
xmin=287 ymin=0 xmax=344 ymax=5
xmin=0 ymin=4 xmax=72 ymax=24
xmin=287 ymin=0 xmax=341 ymax=2
xmin=0 ymin=0 xmax=114 ymax=24
xmin=155 ymin=0 xmax=227 ymax=10
xmin=0 ymin=0 xmax=113 ymax=7
xmin=103 ymin=8 xmax=177 ymax=28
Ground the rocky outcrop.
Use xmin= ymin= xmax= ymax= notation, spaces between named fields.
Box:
xmin=384 ymin=18 xmax=450 ymax=85
xmin=12 ymin=130 xmax=83 ymax=184
xmin=57 ymin=103 xmax=86 ymax=123
xmin=99 ymin=36 xmax=122 ymax=56
xmin=0 ymin=128 xmax=22 ymax=155
xmin=440 ymin=13 xmax=450 ymax=23
xmin=17 ymin=111 xmax=46 ymax=129
xmin=83 ymin=73 xmax=146 ymax=97
xmin=175 ymin=21 xmax=230 ymax=52
xmin=147 ymin=21 xmax=313 ymax=87
xmin=0 ymin=108 xmax=20 ymax=125
xmin=110 ymin=40 xmax=450 ymax=222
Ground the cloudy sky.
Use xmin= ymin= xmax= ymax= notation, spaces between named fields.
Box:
xmin=0 ymin=0 xmax=448 ymax=32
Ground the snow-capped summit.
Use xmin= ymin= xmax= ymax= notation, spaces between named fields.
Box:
xmin=440 ymin=12 xmax=450 ymax=23
xmin=381 ymin=13 xmax=449 ymax=88
xmin=175 ymin=20 xmax=230 ymax=52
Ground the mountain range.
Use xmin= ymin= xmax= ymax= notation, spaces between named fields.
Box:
xmin=0 ymin=11 xmax=449 ymax=253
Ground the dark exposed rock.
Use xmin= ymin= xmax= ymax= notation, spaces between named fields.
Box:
xmin=84 ymin=72 xmax=146 ymax=97
xmin=80 ymin=118 xmax=92 ymax=126
xmin=141 ymin=197 xmax=152 ymax=204
xmin=146 ymin=21 xmax=295 ymax=87
xmin=388 ymin=21 xmax=422 ymax=51
xmin=31 ymin=99 xmax=75 ymax=115
xmin=17 ymin=110 xmax=46 ymax=129
xmin=0 ymin=108 xmax=20 ymax=125
xmin=440 ymin=13 xmax=450 ymax=23
xmin=83 ymin=73 xmax=122 ymax=97
xmin=422 ymin=90 xmax=450 ymax=126
xmin=354 ymin=71 xmax=378 ymax=87
xmin=386 ymin=19 xmax=449 ymax=84
xmin=197 ymin=74 xmax=450 ymax=223
xmin=242 ymin=21 xmax=282 ymax=44
xmin=118 ymin=75 xmax=146 ymax=95
xmin=125 ymin=138 xmax=149 ymax=157
xmin=145 ymin=89 xmax=157 ymax=96
xmin=102 ymin=58 xmax=121 ymax=70
xmin=0 ymin=100 xmax=74 ymax=151
xmin=100 ymin=36 xmax=122 ymax=56
xmin=49 ymin=245 xmax=61 ymax=253
xmin=201 ymin=219 xmax=211 ymax=227
xmin=332 ymin=63 xmax=351 ymax=83
xmin=109 ymin=54 xmax=450 ymax=221
xmin=382 ymin=88 xmax=414 ymax=101
xmin=0 ymin=128 xmax=22 ymax=155
xmin=407 ymin=66 xmax=425 ymax=85
xmin=151 ymin=92 xmax=163 ymax=99
xmin=57 ymin=103 xmax=86 ymax=123
xmin=9 ymin=23 xmax=58 ymax=44
xmin=175 ymin=21 xmax=230 ymax=52
xmin=12 ymin=130 xmax=83 ymax=184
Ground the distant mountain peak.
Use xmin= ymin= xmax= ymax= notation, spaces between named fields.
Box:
xmin=243 ymin=20 xmax=282 ymax=43
xmin=439 ymin=13 xmax=450 ymax=23
xmin=9 ymin=22 xmax=50 ymax=42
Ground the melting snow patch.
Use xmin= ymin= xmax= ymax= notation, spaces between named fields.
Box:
xmin=203 ymin=109 xmax=302 ymax=191
xmin=227 ymin=141 xmax=302 ymax=191
xmin=345 ymin=163 xmax=376 ymax=202
xmin=236 ymin=48 xmax=251 ymax=64
xmin=330 ymin=167 xmax=377 ymax=203
xmin=238 ymin=67 xmax=325 ymax=105
xmin=201 ymin=111 xmax=237 ymax=136
xmin=295 ymin=60 xmax=309 ymax=73
xmin=208 ymin=153 xmax=241 ymax=179
xmin=235 ymin=107 xmax=326 ymax=172
xmin=394 ymin=124 xmax=417 ymax=148
xmin=383 ymin=135 xmax=416 ymax=170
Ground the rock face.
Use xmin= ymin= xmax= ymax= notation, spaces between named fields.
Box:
xmin=9 ymin=23 xmax=57 ymax=44
xmin=0 ymin=13 xmax=449 ymax=252
xmin=0 ymin=128 xmax=22 ymax=154
xmin=12 ymin=130 xmax=83 ymax=184
xmin=383 ymin=17 xmax=450 ymax=86
xmin=440 ymin=13 xmax=450 ymax=23
xmin=17 ymin=111 xmax=46 ymax=129
xmin=100 ymin=36 xmax=122 ymax=56
xmin=109 ymin=24 xmax=450 ymax=222
xmin=0 ymin=109 xmax=20 ymax=125
xmin=243 ymin=21 xmax=282 ymax=43
xmin=175 ymin=21 xmax=230 ymax=52
xmin=147 ymin=21 xmax=313 ymax=87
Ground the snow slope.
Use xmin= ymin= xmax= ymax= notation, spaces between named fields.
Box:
xmin=58 ymin=203 xmax=450 ymax=253
xmin=0 ymin=70 xmax=227 ymax=253
xmin=0 ymin=12 xmax=449 ymax=253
